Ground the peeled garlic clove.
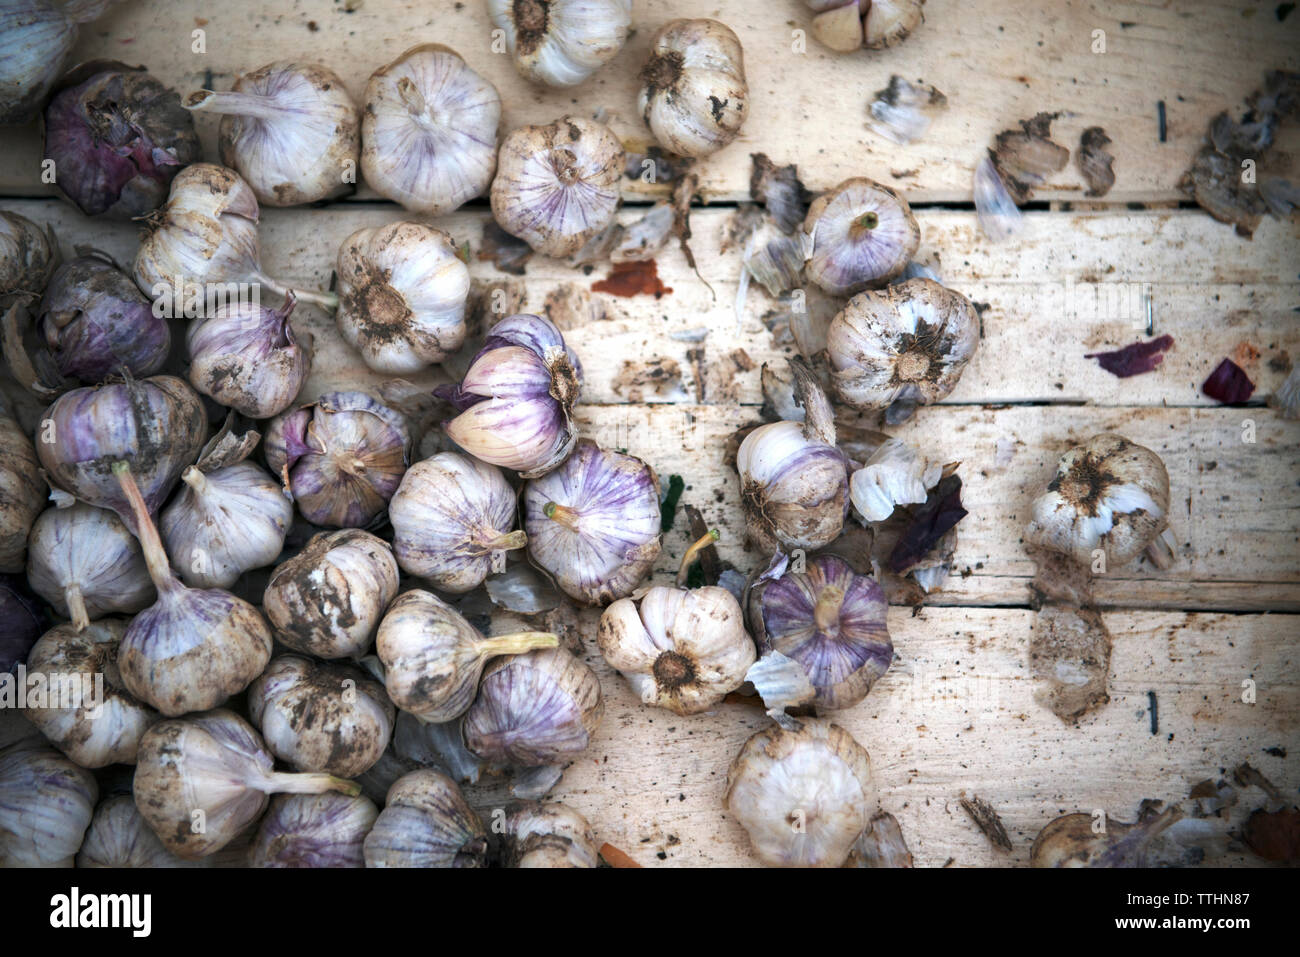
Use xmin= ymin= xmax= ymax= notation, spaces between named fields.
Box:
xmin=247 ymin=654 xmax=394 ymax=778
xmin=1025 ymin=433 xmax=1171 ymax=569
xmin=23 ymin=618 xmax=159 ymax=767
xmin=489 ymin=0 xmax=631 ymax=87
xmin=0 ymin=738 xmax=97 ymax=867
xmin=0 ymin=408 xmax=44 ymax=572
xmin=186 ymin=61 xmax=360 ymax=207
xmin=725 ymin=720 xmax=874 ymax=867
xmin=133 ymin=709 xmax=361 ymax=859
xmin=377 ymin=590 xmax=558 ymax=723
xmin=497 ymin=801 xmax=599 ymax=868
xmin=441 ymin=313 xmax=582 ymax=478
xmin=77 ymin=794 xmax=202 ymax=868
xmin=361 ymin=44 xmax=501 ymax=215
xmin=262 ymin=529 xmax=399 ymax=660
xmin=864 ymin=0 xmax=925 ymax=48
xmin=463 ymin=645 xmax=604 ymax=767
xmin=523 ymin=439 xmax=663 ymax=605
xmin=804 ymin=177 xmax=920 ymax=296
xmin=827 ymin=277 xmax=980 ymax=414
xmin=491 ymin=115 xmax=624 ymax=258
xmin=363 ymin=769 xmax=487 ymax=868
xmin=598 ymin=585 xmax=755 ymax=715
xmin=747 ymin=554 xmax=892 ymax=713
xmin=248 ymin=792 xmax=378 ymax=868
xmin=0 ymin=210 xmax=58 ymax=302
xmin=265 ymin=390 xmax=411 ymax=528
xmin=638 ymin=19 xmax=749 ymax=158
xmin=849 ymin=437 xmax=942 ymax=523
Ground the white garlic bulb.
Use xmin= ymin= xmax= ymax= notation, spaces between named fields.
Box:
xmin=249 ymin=792 xmax=378 ymax=868
xmin=336 ymin=222 xmax=469 ymax=374
xmin=725 ymin=720 xmax=875 ymax=867
xmin=804 ymin=177 xmax=920 ymax=296
xmin=185 ymin=61 xmax=360 ymax=207
xmin=849 ymin=438 xmax=942 ymax=523
xmin=638 ymin=19 xmax=749 ymax=158
xmin=491 ymin=115 xmax=625 ymax=258
xmin=361 ymin=44 xmax=501 ymax=215
xmin=77 ymin=795 xmax=201 ymax=868
xmin=364 ymin=769 xmax=488 ymax=868
xmin=488 ymin=0 xmax=632 ymax=87
xmin=0 ymin=739 xmax=97 ymax=867
xmin=498 ymin=801 xmax=600 ymax=868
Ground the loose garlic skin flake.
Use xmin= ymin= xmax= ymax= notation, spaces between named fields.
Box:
xmin=638 ymin=19 xmax=749 ymax=158
xmin=804 ymin=177 xmax=920 ymax=296
xmin=488 ymin=0 xmax=632 ymax=88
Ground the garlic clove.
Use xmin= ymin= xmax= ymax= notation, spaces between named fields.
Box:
xmin=363 ymin=769 xmax=487 ymax=868
xmin=248 ymin=792 xmax=379 ymax=868
xmin=489 ymin=0 xmax=633 ymax=88
xmin=811 ymin=2 xmax=866 ymax=53
xmin=497 ymin=800 xmax=600 ymax=868
xmin=804 ymin=177 xmax=920 ymax=296
xmin=849 ymin=437 xmax=942 ymax=523
xmin=863 ymin=0 xmax=925 ymax=49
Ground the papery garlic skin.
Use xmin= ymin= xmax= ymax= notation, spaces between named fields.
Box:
xmin=77 ymin=795 xmax=200 ymax=867
xmin=263 ymin=529 xmax=399 ymax=660
xmin=0 ymin=410 xmax=44 ymax=572
xmin=738 ymin=420 xmax=849 ymax=553
xmin=725 ymin=720 xmax=874 ymax=868
xmin=364 ymin=769 xmax=488 ymax=868
xmin=499 ymin=801 xmax=599 ymax=868
xmin=490 ymin=0 xmax=631 ymax=87
xmin=1025 ymin=433 xmax=1171 ymax=568
xmin=599 ymin=586 xmax=755 ymax=715
xmin=850 ymin=438 xmax=941 ymax=523
xmin=186 ymin=62 xmax=360 ymax=207
xmin=523 ymin=439 xmax=662 ymax=605
xmin=491 ymin=115 xmax=625 ymax=258
xmin=336 ymin=222 xmax=469 ymax=374
xmin=249 ymin=792 xmax=378 ymax=868
xmin=804 ymin=178 xmax=919 ymax=296
xmin=638 ymin=19 xmax=749 ymax=158
xmin=361 ymin=44 xmax=501 ymax=215
xmin=0 ymin=739 xmax=97 ymax=867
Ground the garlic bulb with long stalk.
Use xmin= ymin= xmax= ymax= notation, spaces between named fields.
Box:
xmin=463 ymin=645 xmax=603 ymax=767
xmin=77 ymin=795 xmax=201 ymax=867
xmin=336 ymin=222 xmax=469 ymax=374
xmin=262 ymin=529 xmax=399 ymax=660
xmin=361 ymin=44 xmax=501 ymax=215
xmin=805 ymin=0 xmax=925 ymax=53
xmin=638 ymin=19 xmax=749 ymax=158
xmin=0 ymin=0 xmax=116 ymax=124
xmin=0 ymin=408 xmax=43 ymax=572
xmin=23 ymin=618 xmax=159 ymax=767
xmin=725 ymin=720 xmax=875 ymax=868
xmin=488 ymin=0 xmax=632 ymax=87
xmin=249 ymin=792 xmax=378 ymax=868
xmin=364 ymin=769 xmax=488 ymax=868
xmin=804 ymin=178 xmax=919 ymax=296
xmin=497 ymin=801 xmax=600 ymax=868
xmin=185 ymin=61 xmax=360 ymax=207
xmin=389 ymin=451 xmax=525 ymax=593
xmin=0 ymin=739 xmax=97 ymax=867
xmin=113 ymin=461 xmax=273 ymax=717
xmin=133 ymin=709 xmax=361 ymax=859
xmin=523 ymin=439 xmax=662 ymax=605
xmin=491 ymin=115 xmax=625 ymax=258
xmin=376 ymin=589 xmax=558 ymax=723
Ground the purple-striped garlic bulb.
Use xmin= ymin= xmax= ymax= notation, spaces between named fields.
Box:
xmin=364 ymin=769 xmax=487 ymax=868
xmin=805 ymin=0 xmax=924 ymax=53
xmin=638 ymin=19 xmax=749 ymax=158
xmin=804 ymin=177 xmax=919 ymax=296
xmin=0 ymin=740 xmax=97 ymax=867
xmin=77 ymin=795 xmax=201 ymax=868
xmin=249 ymin=792 xmax=378 ymax=868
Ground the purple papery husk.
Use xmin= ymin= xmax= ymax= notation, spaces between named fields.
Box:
xmin=889 ymin=474 xmax=968 ymax=574
xmin=0 ymin=574 xmax=47 ymax=675
xmin=1201 ymin=358 xmax=1256 ymax=404
xmin=1085 ymin=334 xmax=1175 ymax=379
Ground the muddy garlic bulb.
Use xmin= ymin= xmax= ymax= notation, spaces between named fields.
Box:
xmin=336 ymin=222 xmax=469 ymax=374
xmin=725 ymin=720 xmax=875 ymax=867
xmin=249 ymin=792 xmax=378 ymax=868
xmin=524 ymin=439 xmax=662 ymax=605
xmin=364 ymin=769 xmax=487 ymax=868
xmin=77 ymin=795 xmax=199 ymax=868
xmin=377 ymin=590 xmax=558 ymax=723
xmin=362 ymin=44 xmax=501 ymax=215
xmin=827 ymin=278 xmax=980 ymax=420
xmin=133 ymin=709 xmax=361 ymax=859
xmin=806 ymin=0 xmax=924 ymax=52
xmin=0 ymin=739 xmax=97 ymax=867
xmin=0 ymin=409 xmax=43 ymax=572
xmin=464 ymin=646 xmax=603 ymax=767
xmin=23 ymin=618 xmax=159 ymax=767
xmin=638 ymin=19 xmax=748 ymax=158
xmin=491 ymin=115 xmax=624 ymax=258
xmin=263 ymin=529 xmax=399 ymax=659
xmin=0 ymin=210 xmax=57 ymax=303
xmin=248 ymin=655 xmax=394 ymax=778
xmin=265 ymin=391 xmax=411 ymax=528
xmin=440 ymin=313 xmax=582 ymax=477
xmin=1025 ymin=433 xmax=1172 ymax=569
xmin=186 ymin=62 xmax=360 ymax=207
xmin=804 ymin=178 xmax=919 ymax=296
xmin=497 ymin=801 xmax=599 ymax=868
xmin=489 ymin=0 xmax=631 ymax=87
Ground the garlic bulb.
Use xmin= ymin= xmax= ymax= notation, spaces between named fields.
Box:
xmin=0 ymin=0 xmax=115 ymax=124
xmin=0 ymin=739 xmax=97 ymax=866
xmin=806 ymin=0 xmax=924 ymax=52
xmin=725 ymin=720 xmax=874 ymax=867
xmin=249 ymin=792 xmax=378 ymax=868
xmin=247 ymin=655 xmax=394 ymax=778
xmin=638 ymin=19 xmax=749 ymax=158
xmin=747 ymin=554 xmax=892 ymax=713
xmin=262 ymin=529 xmax=399 ymax=659
xmin=0 ymin=209 xmax=57 ymax=302
xmin=1025 ymin=433 xmax=1171 ymax=569
xmin=376 ymin=589 xmax=558 ymax=723
xmin=160 ymin=463 xmax=292 ymax=589
xmin=464 ymin=645 xmax=604 ymax=767
xmin=491 ymin=115 xmax=624 ymax=258
xmin=265 ymin=390 xmax=411 ymax=528
xmin=185 ymin=62 xmax=360 ymax=207
xmin=361 ymin=44 xmax=501 ymax=215
xmin=440 ymin=313 xmax=582 ymax=477
xmin=497 ymin=801 xmax=599 ymax=868
xmin=523 ymin=439 xmax=662 ymax=605
xmin=850 ymin=438 xmax=941 ymax=523
xmin=489 ymin=0 xmax=631 ymax=87
xmin=336 ymin=221 xmax=469 ymax=374
xmin=23 ymin=618 xmax=159 ymax=767
xmin=804 ymin=178 xmax=920 ymax=296
xmin=0 ymin=409 xmax=43 ymax=572
xmin=827 ymin=278 xmax=980 ymax=418
xmin=77 ymin=795 xmax=199 ymax=867
xmin=134 ymin=709 xmax=361 ymax=859
xmin=364 ymin=769 xmax=488 ymax=868
xmin=389 ymin=451 xmax=525 ymax=593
